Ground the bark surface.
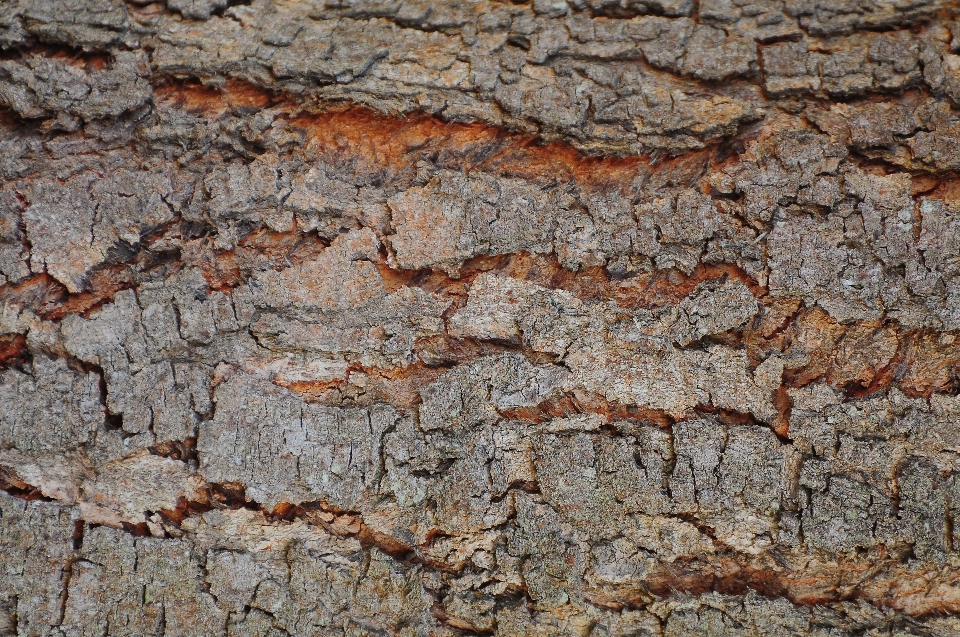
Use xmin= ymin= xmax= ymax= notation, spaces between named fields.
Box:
xmin=3 ymin=0 xmax=960 ymax=635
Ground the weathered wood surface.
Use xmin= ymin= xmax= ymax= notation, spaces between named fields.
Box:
xmin=3 ymin=0 xmax=960 ymax=635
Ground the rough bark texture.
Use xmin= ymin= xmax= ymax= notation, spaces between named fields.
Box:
xmin=3 ymin=0 xmax=960 ymax=635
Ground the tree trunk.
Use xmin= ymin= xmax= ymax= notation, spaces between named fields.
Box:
xmin=2 ymin=0 xmax=960 ymax=634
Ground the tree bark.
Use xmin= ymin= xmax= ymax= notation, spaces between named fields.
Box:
xmin=2 ymin=0 xmax=960 ymax=635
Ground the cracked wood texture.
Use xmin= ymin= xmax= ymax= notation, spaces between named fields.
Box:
xmin=4 ymin=0 xmax=960 ymax=636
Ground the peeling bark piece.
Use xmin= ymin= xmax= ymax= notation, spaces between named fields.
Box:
xmin=418 ymin=353 xmax=568 ymax=431
xmin=387 ymin=169 xmax=556 ymax=274
xmin=80 ymin=451 xmax=207 ymax=527
xmin=451 ymin=273 xmax=779 ymax=420
xmin=0 ymin=188 xmax=29 ymax=285
xmin=204 ymin=152 xmax=293 ymax=233
xmin=0 ymin=355 xmax=103 ymax=502
xmin=250 ymin=228 xmax=385 ymax=314
xmin=673 ymin=278 xmax=759 ymax=346
xmin=0 ymin=355 xmax=103 ymax=456
xmin=200 ymin=370 xmax=398 ymax=510
xmin=21 ymin=166 xmax=172 ymax=293
xmin=20 ymin=0 xmax=131 ymax=50
xmin=60 ymin=525 xmax=227 ymax=636
xmin=763 ymin=32 xmax=925 ymax=99
xmin=681 ymin=25 xmax=758 ymax=81
xmin=0 ymin=492 xmax=76 ymax=637
xmin=785 ymin=0 xmax=947 ymax=36
xmin=62 ymin=288 xmax=211 ymax=443
xmin=167 ymin=0 xmax=230 ymax=21
xmin=184 ymin=507 xmax=443 ymax=634
xmin=247 ymin=229 xmax=450 ymax=374
xmin=0 ymin=52 xmax=150 ymax=122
